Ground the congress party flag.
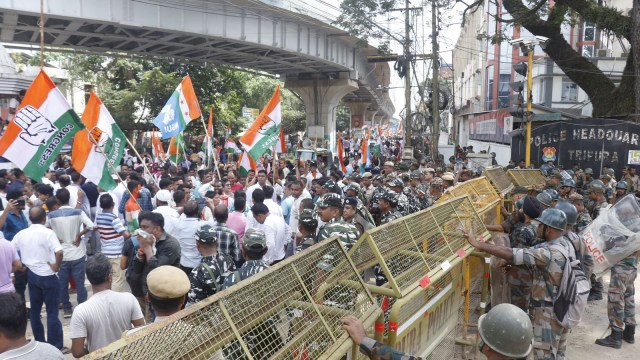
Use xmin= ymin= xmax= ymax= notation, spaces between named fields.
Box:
xmin=337 ymin=133 xmax=347 ymax=173
xmin=275 ymin=127 xmax=286 ymax=154
xmin=72 ymin=91 xmax=126 ymax=190
xmin=238 ymin=151 xmax=257 ymax=176
xmin=153 ymin=75 xmax=201 ymax=139
xmin=239 ymin=85 xmax=281 ymax=160
xmin=168 ymin=133 xmax=184 ymax=164
xmin=0 ymin=70 xmax=84 ymax=180
xmin=151 ymin=131 xmax=165 ymax=161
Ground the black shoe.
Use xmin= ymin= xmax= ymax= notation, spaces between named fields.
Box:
xmin=595 ymin=329 xmax=622 ymax=349
xmin=588 ymin=291 xmax=603 ymax=301
xmin=623 ymin=325 xmax=635 ymax=344
xmin=63 ymin=309 xmax=73 ymax=319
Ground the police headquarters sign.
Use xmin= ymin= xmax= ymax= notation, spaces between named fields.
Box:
xmin=511 ymin=119 xmax=640 ymax=177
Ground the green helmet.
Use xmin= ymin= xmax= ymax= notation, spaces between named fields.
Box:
xmin=584 ymin=168 xmax=593 ymax=175
xmin=555 ymin=201 xmax=578 ymax=226
xmin=590 ymin=179 xmax=604 ymax=187
xmin=195 ymin=224 xmax=218 ymax=244
xmin=536 ymin=208 xmax=567 ymax=230
xmin=616 ymin=180 xmax=628 ymax=190
xmin=544 ymin=189 xmax=559 ymax=201
xmin=561 ymin=179 xmax=575 ymax=188
xmin=478 ymin=303 xmax=533 ymax=358
xmin=536 ymin=192 xmax=553 ymax=207
xmin=243 ymin=228 xmax=267 ymax=249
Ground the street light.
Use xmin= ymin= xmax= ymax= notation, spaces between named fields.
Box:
xmin=510 ymin=37 xmax=549 ymax=167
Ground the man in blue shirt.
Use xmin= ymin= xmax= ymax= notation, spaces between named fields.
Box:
xmin=0 ymin=191 xmax=30 ymax=299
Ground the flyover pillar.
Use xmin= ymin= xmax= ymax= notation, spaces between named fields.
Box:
xmin=344 ymin=101 xmax=370 ymax=135
xmin=286 ymin=77 xmax=358 ymax=153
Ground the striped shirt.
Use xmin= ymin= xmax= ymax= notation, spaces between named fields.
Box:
xmin=95 ymin=212 xmax=127 ymax=257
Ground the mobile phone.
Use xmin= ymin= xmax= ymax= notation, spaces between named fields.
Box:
xmin=15 ymin=199 xmax=25 ymax=207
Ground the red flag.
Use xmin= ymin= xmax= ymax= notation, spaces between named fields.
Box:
xmin=337 ymin=133 xmax=347 ymax=173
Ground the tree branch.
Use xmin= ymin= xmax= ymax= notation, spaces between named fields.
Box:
xmin=557 ymin=0 xmax=632 ymax=41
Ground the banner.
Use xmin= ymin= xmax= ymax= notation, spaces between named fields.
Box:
xmin=468 ymin=109 xmax=513 ymax=144
xmin=511 ymin=118 xmax=640 ymax=178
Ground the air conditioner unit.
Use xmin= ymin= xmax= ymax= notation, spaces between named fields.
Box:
xmin=597 ymin=49 xmax=610 ymax=57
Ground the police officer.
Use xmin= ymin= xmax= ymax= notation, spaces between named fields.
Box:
xmin=507 ymin=195 xmax=544 ymax=311
xmin=613 ymin=180 xmax=628 ymax=204
xmin=588 ymin=183 xmax=609 ymax=220
xmin=570 ymin=193 xmax=592 ymax=233
xmin=555 ymin=201 xmax=594 ymax=280
xmin=295 ymin=209 xmax=318 ymax=252
xmin=595 ymin=253 xmax=638 ymax=348
xmin=368 ymin=175 xmax=386 ymax=223
xmin=558 ymin=179 xmax=576 ymax=200
xmin=386 ymin=178 xmax=411 ymax=216
xmin=341 ymin=302 xmax=533 ymax=360
xmin=378 ymin=189 xmax=402 ymax=225
xmin=429 ymin=178 xmax=443 ymax=202
xmin=223 ymin=229 xmax=269 ymax=288
xmin=465 ymin=208 xmax=572 ymax=360
xmin=316 ymin=193 xmax=360 ymax=250
xmin=343 ymin=197 xmax=365 ymax=236
xmin=580 ymin=168 xmax=594 ymax=193
xmin=186 ymin=224 xmax=236 ymax=306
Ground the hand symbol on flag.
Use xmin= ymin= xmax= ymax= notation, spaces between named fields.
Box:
xmin=14 ymin=106 xmax=57 ymax=146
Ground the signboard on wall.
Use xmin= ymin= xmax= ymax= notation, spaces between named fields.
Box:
xmin=511 ymin=119 xmax=640 ymax=178
xmin=468 ymin=109 xmax=514 ymax=144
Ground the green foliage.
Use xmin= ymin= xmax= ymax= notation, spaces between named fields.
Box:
xmin=336 ymin=103 xmax=351 ymax=132
xmin=334 ymin=0 xmax=397 ymax=46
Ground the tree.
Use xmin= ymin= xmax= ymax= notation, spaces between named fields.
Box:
xmin=334 ymin=0 xmax=396 ymax=52
xmin=475 ymin=0 xmax=635 ymax=118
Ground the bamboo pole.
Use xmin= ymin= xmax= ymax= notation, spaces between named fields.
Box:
xmin=39 ymin=0 xmax=44 ymax=68
xmin=200 ymin=115 xmax=221 ymax=180
xmin=123 ymin=136 xmax=157 ymax=186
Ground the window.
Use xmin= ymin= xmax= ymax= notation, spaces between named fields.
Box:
xmin=498 ymin=74 xmax=511 ymax=108
xmin=583 ymin=22 xmax=595 ymax=42
xmin=561 ymin=79 xmax=578 ymax=102
xmin=486 ymin=66 xmax=494 ymax=111
xmin=582 ymin=45 xmax=594 ymax=58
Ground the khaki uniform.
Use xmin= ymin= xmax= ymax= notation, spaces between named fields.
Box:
xmin=607 ymin=256 xmax=638 ymax=331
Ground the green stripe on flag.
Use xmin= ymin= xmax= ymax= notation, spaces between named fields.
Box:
xmin=247 ymin=125 xmax=280 ymax=160
xmin=97 ymin=124 xmax=126 ymax=190
xmin=23 ymin=110 xmax=84 ymax=180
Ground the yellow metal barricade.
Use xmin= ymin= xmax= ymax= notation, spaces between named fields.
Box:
xmin=507 ymin=169 xmax=546 ymax=189
xmin=346 ymin=196 xmax=490 ymax=357
xmin=437 ymin=177 xmax=501 ymax=226
xmin=483 ymin=167 xmax=514 ymax=197
xmin=86 ymin=238 xmax=381 ymax=360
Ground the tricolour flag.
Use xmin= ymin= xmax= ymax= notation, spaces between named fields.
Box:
xmin=153 ymin=75 xmax=201 ymax=139
xmin=238 ymin=151 xmax=257 ymax=176
xmin=239 ymin=85 xmax=281 ymax=160
xmin=0 ymin=70 xmax=84 ymax=179
xmin=72 ymin=91 xmax=125 ymax=190
xmin=337 ymin=133 xmax=347 ymax=173
xmin=224 ymin=138 xmax=240 ymax=153
xmin=168 ymin=133 xmax=184 ymax=164
xmin=275 ymin=127 xmax=286 ymax=154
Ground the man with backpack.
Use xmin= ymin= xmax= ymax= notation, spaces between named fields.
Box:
xmin=464 ymin=208 xmax=579 ymax=360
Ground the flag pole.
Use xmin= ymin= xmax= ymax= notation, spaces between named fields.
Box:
xmin=200 ymin=115 xmax=221 ymax=180
xmin=124 ymin=136 xmax=157 ymax=186
xmin=86 ymin=130 xmax=139 ymax=207
xmin=272 ymin=144 xmax=278 ymax=185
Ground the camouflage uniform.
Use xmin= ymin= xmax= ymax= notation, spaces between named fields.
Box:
xmin=296 ymin=233 xmax=316 ymax=253
xmin=574 ymin=210 xmax=592 ymax=233
xmin=590 ymin=199 xmax=608 ymax=220
xmin=317 ymin=218 xmax=360 ymax=250
xmin=358 ymin=337 xmax=424 ymax=360
xmin=187 ymin=253 xmax=236 ymax=305
xmin=416 ymin=183 xmax=433 ymax=209
xmin=395 ymin=191 xmax=411 ymax=216
xmin=380 ymin=209 xmax=403 ymax=225
xmin=512 ymin=237 xmax=571 ymax=360
xmin=607 ymin=256 xmax=638 ymax=331
xmin=508 ymin=222 xmax=543 ymax=311
xmin=402 ymin=187 xmax=421 ymax=214
xmin=223 ymin=260 xmax=269 ymax=288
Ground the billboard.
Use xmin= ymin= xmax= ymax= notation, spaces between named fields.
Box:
xmin=468 ymin=109 xmax=515 ymax=144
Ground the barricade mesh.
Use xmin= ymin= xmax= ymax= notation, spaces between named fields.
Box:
xmin=86 ymin=238 xmax=380 ymax=360
xmin=436 ymin=177 xmax=501 ymax=216
xmin=507 ymin=169 xmax=546 ymax=189
xmin=483 ymin=167 xmax=514 ymax=196
xmin=348 ymin=196 xmax=489 ymax=297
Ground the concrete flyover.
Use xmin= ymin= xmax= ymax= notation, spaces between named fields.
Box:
xmin=0 ymin=0 xmax=394 ymax=150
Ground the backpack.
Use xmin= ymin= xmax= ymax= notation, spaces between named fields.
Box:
xmin=549 ymin=241 xmax=590 ymax=329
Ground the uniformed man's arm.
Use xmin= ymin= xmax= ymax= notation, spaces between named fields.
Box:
xmin=342 ymin=316 xmax=423 ymax=360
xmin=512 ymin=246 xmax=552 ymax=268
xmin=464 ymin=230 xmax=515 ymax=263
xmin=186 ymin=267 xmax=206 ymax=305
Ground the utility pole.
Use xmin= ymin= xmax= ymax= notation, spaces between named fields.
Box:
xmin=431 ymin=0 xmax=440 ymax=162
xmin=525 ymin=47 xmax=533 ymax=167
xmin=391 ymin=2 xmax=421 ymax=151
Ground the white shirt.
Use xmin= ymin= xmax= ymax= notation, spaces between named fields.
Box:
xmin=70 ymin=290 xmax=143 ymax=352
xmin=175 ymin=217 xmax=212 ymax=268
xmin=12 ymin=224 xmax=62 ymax=277
xmin=264 ymin=199 xmax=283 ymax=218
xmin=289 ymin=192 xmax=312 ymax=236
xmin=113 ymin=182 xmax=126 ymax=208
xmin=48 ymin=206 xmax=95 ymax=262
xmin=257 ymin=214 xmax=290 ymax=264
xmin=246 ymin=183 xmax=278 ymax=208
xmin=153 ymin=206 xmax=180 ymax=238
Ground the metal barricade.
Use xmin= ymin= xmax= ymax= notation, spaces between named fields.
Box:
xmin=507 ymin=169 xmax=546 ymax=189
xmin=436 ymin=177 xmax=502 ymax=226
xmin=346 ymin=196 xmax=490 ymax=357
xmin=483 ymin=167 xmax=514 ymax=197
xmin=86 ymin=238 xmax=381 ymax=360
